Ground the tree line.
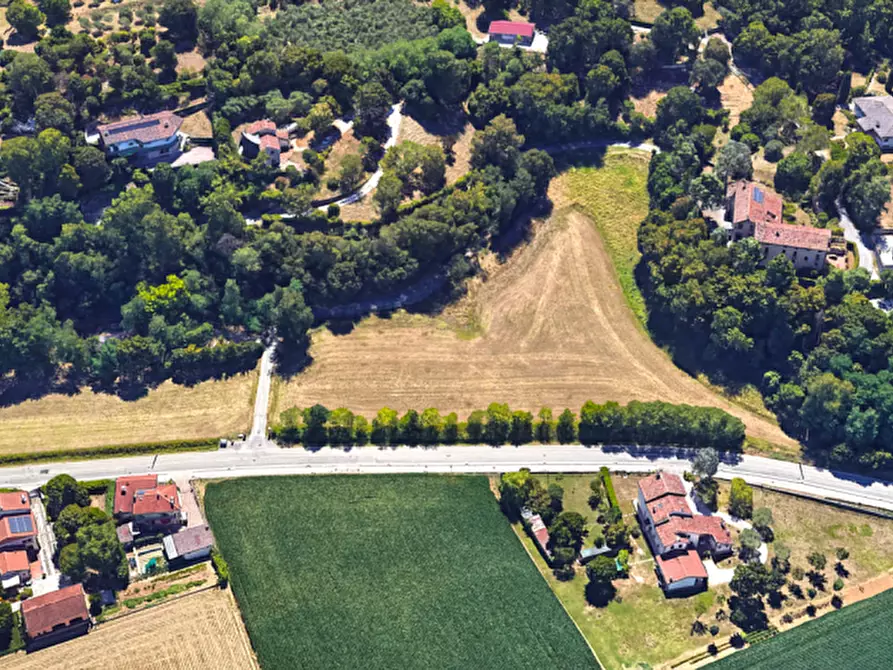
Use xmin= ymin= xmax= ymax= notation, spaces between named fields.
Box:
xmin=269 ymin=400 xmax=745 ymax=449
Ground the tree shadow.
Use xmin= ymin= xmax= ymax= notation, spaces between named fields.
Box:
xmin=630 ymin=68 xmax=690 ymax=100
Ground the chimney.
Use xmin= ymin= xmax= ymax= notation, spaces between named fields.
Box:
xmin=655 ymin=471 xmax=661 ymax=479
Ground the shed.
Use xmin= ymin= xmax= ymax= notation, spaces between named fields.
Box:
xmin=163 ymin=524 xmax=215 ymax=562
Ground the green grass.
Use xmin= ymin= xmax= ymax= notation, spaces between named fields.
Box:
xmin=205 ymin=475 xmax=599 ymax=670
xmin=707 ymin=589 xmax=893 ymax=669
xmin=558 ymin=148 xmax=651 ymax=327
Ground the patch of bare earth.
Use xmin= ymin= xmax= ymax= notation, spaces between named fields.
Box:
xmin=0 ymin=588 xmax=257 ymax=670
xmin=176 ymin=49 xmax=207 ymax=75
xmin=718 ymin=73 xmax=754 ymax=127
xmin=630 ymin=70 xmax=688 ymax=117
xmin=276 ymin=210 xmax=795 ymax=447
xmin=180 ymin=110 xmax=212 ymax=139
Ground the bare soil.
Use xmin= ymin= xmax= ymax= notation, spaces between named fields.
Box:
xmin=0 ymin=588 xmax=257 ymax=669
xmin=274 ymin=209 xmax=795 ymax=448
xmin=718 ymin=73 xmax=754 ymax=127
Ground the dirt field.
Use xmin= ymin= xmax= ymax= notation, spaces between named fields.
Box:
xmin=0 ymin=588 xmax=257 ymax=670
xmin=0 ymin=366 xmax=257 ymax=454
xmin=718 ymin=73 xmax=754 ymax=127
xmin=180 ymin=110 xmax=213 ymax=139
xmin=274 ymin=157 xmax=796 ymax=450
xmin=176 ymin=49 xmax=207 ymax=75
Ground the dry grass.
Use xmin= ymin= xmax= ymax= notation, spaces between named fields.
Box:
xmin=832 ymin=110 xmax=850 ymax=138
xmin=317 ymin=129 xmax=366 ymax=199
xmin=879 ymin=184 xmax=893 ymax=229
xmin=176 ymin=49 xmax=207 ymax=76
xmin=456 ymin=1 xmax=487 ymax=39
xmin=718 ymin=73 xmax=754 ymax=127
xmin=180 ymin=110 xmax=212 ymax=139
xmin=751 ymin=148 xmax=778 ymax=185
xmin=274 ymin=151 xmax=796 ymax=450
xmin=0 ymin=588 xmax=258 ymax=670
xmin=0 ymin=366 xmax=258 ymax=455
xmin=630 ymin=70 xmax=689 ymax=118
xmin=695 ymin=3 xmax=722 ymax=30
xmin=633 ymin=0 xmax=666 ymax=23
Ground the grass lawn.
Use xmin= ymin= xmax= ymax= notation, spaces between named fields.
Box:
xmin=0 ymin=367 xmax=258 ymax=455
xmin=205 ymin=475 xmax=599 ymax=670
xmin=707 ymin=588 xmax=893 ymax=669
xmin=551 ymin=148 xmax=651 ymax=326
xmin=521 ymin=473 xmax=737 ymax=669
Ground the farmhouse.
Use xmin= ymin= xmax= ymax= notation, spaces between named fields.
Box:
xmin=97 ymin=111 xmax=183 ymax=163
xmin=21 ymin=584 xmax=91 ymax=650
xmin=853 ymin=96 xmax=893 ymax=150
xmin=726 ymin=180 xmax=783 ymax=241
xmin=637 ymin=471 xmax=732 ymax=596
xmin=114 ymin=475 xmax=184 ymax=532
xmin=754 ymin=221 xmax=831 ymax=271
xmin=488 ymin=20 xmax=535 ymax=47
xmin=726 ymin=181 xmax=831 ymax=270
xmin=240 ymin=119 xmax=290 ymax=167
xmin=520 ymin=507 xmax=553 ymax=562
xmin=163 ymin=524 xmax=214 ymax=562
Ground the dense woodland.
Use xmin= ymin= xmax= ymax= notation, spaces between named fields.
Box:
xmin=0 ymin=0 xmax=892 ymax=468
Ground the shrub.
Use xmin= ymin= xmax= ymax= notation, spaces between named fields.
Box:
xmin=600 ymin=467 xmax=620 ymax=511
xmin=764 ymin=140 xmax=785 ymax=162
xmin=709 ymin=624 xmax=720 ymax=636
xmin=740 ymin=133 xmax=761 ymax=151
xmin=728 ymin=478 xmax=753 ymax=519
xmin=211 ymin=547 xmax=229 ymax=587
xmin=833 ymin=577 xmax=844 ymax=591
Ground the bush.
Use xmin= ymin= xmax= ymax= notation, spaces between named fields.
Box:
xmin=833 ymin=577 xmax=844 ymax=591
xmin=764 ymin=140 xmax=785 ymax=162
xmin=600 ymin=467 xmax=620 ymax=511
xmin=878 ymin=72 xmax=888 ymax=84
xmin=709 ymin=624 xmax=720 ymax=636
xmin=740 ymin=133 xmax=761 ymax=151
xmin=211 ymin=547 xmax=229 ymax=587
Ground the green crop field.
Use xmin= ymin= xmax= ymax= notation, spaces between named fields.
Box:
xmin=205 ymin=475 xmax=599 ymax=670
xmin=708 ymin=588 xmax=893 ymax=669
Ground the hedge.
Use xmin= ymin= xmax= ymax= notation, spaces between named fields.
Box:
xmin=211 ymin=547 xmax=229 ymax=588
xmin=0 ymin=438 xmax=218 ymax=467
xmin=599 ymin=466 xmax=621 ymax=511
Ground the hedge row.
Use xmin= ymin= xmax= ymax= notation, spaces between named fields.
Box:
xmin=0 ymin=439 xmax=218 ymax=467
xmin=270 ymin=400 xmax=745 ymax=450
xmin=599 ymin=466 xmax=621 ymax=511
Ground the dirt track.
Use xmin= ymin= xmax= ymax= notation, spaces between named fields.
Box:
xmin=277 ymin=210 xmax=796 ymax=449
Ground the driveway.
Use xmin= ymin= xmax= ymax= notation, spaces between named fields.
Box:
xmin=175 ymin=478 xmax=205 ymax=527
xmin=30 ymin=492 xmax=60 ymax=596
xmin=837 ymin=199 xmax=879 ymax=278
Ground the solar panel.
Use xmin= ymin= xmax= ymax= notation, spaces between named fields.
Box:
xmin=8 ymin=516 xmax=33 ymax=534
xmin=753 ymin=187 xmax=764 ymax=204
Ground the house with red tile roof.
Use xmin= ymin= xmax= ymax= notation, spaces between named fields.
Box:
xmin=97 ymin=111 xmax=183 ymax=163
xmin=637 ymin=471 xmax=734 ymax=596
xmin=240 ymin=119 xmax=290 ymax=167
xmin=114 ymin=475 xmax=184 ymax=532
xmin=0 ymin=549 xmax=31 ymax=587
xmin=0 ymin=512 xmax=38 ymax=552
xmin=21 ymin=584 xmax=91 ymax=650
xmin=726 ymin=181 xmax=831 ymax=270
xmin=0 ymin=491 xmax=31 ymax=517
xmin=488 ymin=20 xmax=536 ymax=46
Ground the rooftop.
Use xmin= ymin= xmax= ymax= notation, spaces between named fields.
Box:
xmin=21 ymin=584 xmax=89 ymax=637
xmin=114 ymin=474 xmax=158 ymax=515
xmin=98 ymin=111 xmax=183 ymax=146
xmin=655 ymin=514 xmax=733 ymax=549
xmin=0 ymin=512 xmax=36 ymax=544
xmin=656 ymin=550 xmax=707 ymax=583
xmin=0 ymin=491 xmax=30 ymax=516
xmin=638 ymin=471 xmax=687 ymax=504
xmin=854 ymin=96 xmax=893 ymax=138
xmin=488 ymin=20 xmax=535 ymax=38
xmin=164 ymin=524 xmax=214 ymax=559
xmin=727 ymin=181 xmax=783 ymax=226
xmin=132 ymin=483 xmax=181 ymax=516
xmin=0 ymin=550 xmax=29 ymax=575
xmin=755 ymin=221 xmax=832 ymax=253
xmin=648 ymin=495 xmax=693 ymax=525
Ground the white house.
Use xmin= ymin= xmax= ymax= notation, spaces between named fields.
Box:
xmin=97 ymin=111 xmax=183 ymax=162
xmin=163 ymin=524 xmax=214 ymax=562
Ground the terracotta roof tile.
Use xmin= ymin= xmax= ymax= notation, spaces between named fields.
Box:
xmin=0 ymin=512 xmax=36 ymax=546
xmin=755 ymin=221 xmax=832 ymax=253
xmin=656 ymin=550 xmax=707 ymax=583
xmin=132 ymin=483 xmax=180 ymax=516
xmin=114 ymin=475 xmax=158 ymax=515
xmin=727 ymin=181 xmax=783 ymax=226
xmin=22 ymin=584 xmax=89 ymax=637
xmin=648 ymin=495 xmax=692 ymax=525
xmin=0 ymin=550 xmax=29 ymax=575
xmin=655 ymin=515 xmax=732 ymax=549
xmin=639 ymin=472 xmax=687 ymax=503
xmin=0 ymin=491 xmax=30 ymax=515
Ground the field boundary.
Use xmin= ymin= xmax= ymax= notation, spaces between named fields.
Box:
xmin=98 ymin=582 xmax=221 ymax=626
xmin=0 ymin=438 xmax=217 ymax=467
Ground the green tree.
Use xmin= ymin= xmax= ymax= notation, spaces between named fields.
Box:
xmin=651 ymin=8 xmax=700 ymax=62
xmin=220 ymin=279 xmax=243 ymax=326
xmin=7 ymin=0 xmax=45 ymax=40
xmin=585 ymin=555 xmax=618 ymax=606
xmin=470 ymin=114 xmax=524 ymax=173
xmin=420 ymin=408 xmax=443 ymax=444
xmin=338 ymin=154 xmax=364 ymax=194
xmin=729 ymin=477 xmax=753 ymax=519
xmin=354 ymin=82 xmax=392 ymax=139
xmin=556 ymin=409 xmax=577 ymax=443
xmin=0 ymin=600 xmax=12 ymax=649
xmin=275 ymin=280 xmax=313 ymax=347
xmin=399 ymin=409 xmax=422 ymax=445
xmin=509 ymin=410 xmax=534 ymax=444
xmin=535 ymin=407 xmax=555 ymax=443
xmin=692 ymin=447 xmax=719 ymax=478
xmin=371 ymin=407 xmax=399 ymax=445
xmin=484 ymin=402 xmax=512 ymax=445
xmin=715 ymin=141 xmax=753 ymax=182
xmin=690 ymin=57 xmax=728 ymax=92
xmin=807 ymin=551 xmax=827 ymax=571
xmin=374 ymin=172 xmax=403 ymax=218
xmin=159 ymin=0 xmax=198 ymax=41
xmin=45 ymin=474 xmax=88 ymax=519
xmin=550 ymin=511 xmax=587 ymax=551
xmin=76 ymin=521 xmax=128 ymax=583
xmin=38 ymin=0 xmax=69 ymax=25
xmin=72 ymin=146 xmax=111 ymax=191
xmin=327 ymin=408 xmax=355 ymax=445
xmin=775 ymin=151 xmax=814 ymax=197
xmin=59 ymin=542 xmax=84 ymax=582
xmin=302 ymin=403 xmax=330 ymax=445
xmin=739 ymin=527 xmax=762 ymax=561
xmin=307 ymin=101 xmax=335 ymax=138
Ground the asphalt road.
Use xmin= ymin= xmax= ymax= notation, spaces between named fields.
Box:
xmin=4 ymin=445 xmax=893 ymax=511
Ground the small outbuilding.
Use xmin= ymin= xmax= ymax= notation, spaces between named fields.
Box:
xmin=163 ymin=524 xmax=215 ymax=562
xmin=655 ymin=550 xmax=708 ymax=596
xmin=488 ymin=20 xmax=535 ymax=47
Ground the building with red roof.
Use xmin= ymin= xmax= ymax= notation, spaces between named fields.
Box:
xmin=0 ymin=491 xmax=30 ymax=517
xmin=97 ymin=111 xmax=183 ymax=163
xmin=240 ymin=119 xmax=290 ymax=167
xmin=0 ymin=549 xmax=31 ymax=586
xmin=655 ymin=550 xmax=708 ymax=595
xmin=636 ymin=471 xmax=734 ymax=596
xmin=488 ymin=20 xmax=536 ymax=46
xmin=520 ymin=508 xmax=553 ymax=562
xmin=114 ymin=475 xmax=183 ymax=532
xmin=0 ymin=512 xmax=37 ymax=551
xmin=726 ymin=180 xmax=830 ymax=270
xmin=21 ymin=584 xmax=91 ymax=650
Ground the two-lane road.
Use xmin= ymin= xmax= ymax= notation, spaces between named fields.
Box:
xmin=4 ymin=444 xmax=893 ymax=511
